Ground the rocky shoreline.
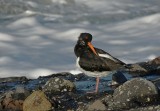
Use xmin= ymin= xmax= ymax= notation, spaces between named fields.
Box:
xmin=0 ymin=57 xmax=160 ymax=111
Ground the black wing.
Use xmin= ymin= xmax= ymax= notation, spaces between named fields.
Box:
xmin=95 ymin=47 xmax=126 ymax=65
xmin=79 ymin=55 xmax=111 ymax=72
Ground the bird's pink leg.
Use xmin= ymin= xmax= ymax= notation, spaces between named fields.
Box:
xmin=87 ymin=77 xmax=99 ymax=93
xmin=95 ymin=77 xmax=100 ymax=93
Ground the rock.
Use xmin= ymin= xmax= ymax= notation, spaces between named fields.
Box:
xmin=0 ymin=76 xmax=28 ymax=83
xmin=148 ymin=56 xmax=160 ymax=65
xmin=129 ymin=64 xmax=148 ymax=76
xmin=15 ymin=85 xmax=26 ymax=93
xmin=105 ymin=78 xmax=159 ymax=110
xmin=13 ymin=86 xmax=30 ymax=100
xmin=1 ymin=94 xmax=23 ymax=110
xmin=129 ymin=105 xmax=160 ymax=111
xmin=42 ymin=77 xmax=76 ymax=94
xmin=23 ymin=90 xmax=52 ymax=111
xmin=47 ymin=92 xmax=78 ymax=110
xmin=129 ymin=56 xmax=160 ymax=76
xmin=87 ymin=99 xmax=107 ymax=111
xmin=76 ymin=92 xmax=108 ymax=111
xmin=148 ymin=56 xmax=160 ymax=74
xmin=0 ymin=87 xmax=30 ymax=111
xmin=0 ymin=102 xmax=2 ymax=110
xmin=76 ymin=102 xmax=87 ymax=111
xmin=109 ymin=71 xmax=127 ymax=88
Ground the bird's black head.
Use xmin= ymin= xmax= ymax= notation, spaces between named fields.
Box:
xmin=74 ymin=33 xmax=98 ymax=57
xmin=77 ymin=33 xmax=92 ymax=46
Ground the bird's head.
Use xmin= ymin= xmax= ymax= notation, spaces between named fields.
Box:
xmin=77 ymin=33 xmax=98 ymax=55
xmin=78 ymin=33 xmax=92 ymax=46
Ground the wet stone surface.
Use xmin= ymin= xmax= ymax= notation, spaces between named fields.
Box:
xmin=105 ymin=78 xmax=159 ymax=110
xmin=42 ymin=77 xmax=76 ymax=93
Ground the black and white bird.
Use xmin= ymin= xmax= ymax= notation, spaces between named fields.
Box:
xmin=74 ymin=33 xmax=127 ymax=93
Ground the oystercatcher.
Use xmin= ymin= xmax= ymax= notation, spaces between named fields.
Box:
xmin=74 ymin=33 xmax=127 ymax=93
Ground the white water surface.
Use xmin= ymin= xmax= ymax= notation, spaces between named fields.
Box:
xmin=0 ymin=0 xmax=160 ymax=78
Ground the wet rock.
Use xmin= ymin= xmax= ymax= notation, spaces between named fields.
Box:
xmin=39 ymin=72 xmax=76 ymax=81
xmin=2 ymin=98 xmax=23 ymax=111
xmin=42 ymin=77 xmax=76 ymax=94
xmin=129 ymin=105 xmax=160 ymax=111
xmin=1 ymin=91 xmax=24 ymax=111
xmin=109 ymin=71 xmax=127 ymax=88
xmin=148 ymin=56 xmax=160 ymax=65
xmin=86 ymin=99 xmax=107 ymax=111
xmin=0 ymin=102 xmax=2 ymax=110
xmin=148 ymin=56 xmax=160 ymax=74
xmin=47 ymin=92 xmax=78 ymax=110
xmin=13 ymin=86 xmax=30 ymax=100
xmin=0 ymin=86 xmax=30 ymax=110
xmin=129 ymin=56 xmax=160 ymax=76
xmin=105 ymin=78 xmax=159 ymax=110
xmin=76 ymin=102 xmax=87 ymax=111
xmin=23 ymin=90 xmax=52 ymax=111
xmin=76 ymin=92 xmax=108 ymax=111
xmin=0 ymin=76 xmax=28 ymax=83
xmin=129 ymin=63 xmax=148 ymax=76
xmin=0 ymin=86 xmax=31 ymax=111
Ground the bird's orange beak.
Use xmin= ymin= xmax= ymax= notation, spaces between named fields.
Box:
xmin=88 ymin=42 xmax=98 ymax=55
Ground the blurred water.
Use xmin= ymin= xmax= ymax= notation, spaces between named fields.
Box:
xmin=0 ymin=0 xmax=160 ymax=78
xmin=1 ymin=0 xmax=160 ymax=24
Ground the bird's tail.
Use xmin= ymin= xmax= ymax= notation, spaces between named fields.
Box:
xmin=119 ymin=63 xmax=133 ymax=72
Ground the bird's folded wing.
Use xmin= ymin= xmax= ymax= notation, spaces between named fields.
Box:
xmin=95 ymin=48 xmax=126 ymax=65
xmin=79 ymin=57 xmax=111 ymax=72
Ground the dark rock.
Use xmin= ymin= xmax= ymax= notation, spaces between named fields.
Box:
xmin=38 ymin=72 xmax=76 ymax=81
xmin=0 ymin=76 xmax=28 ymax=83
xmin=42 ymin=77 xmax=76 ymax=94
xmin=105 ymin=78 xmax=159 ymax=110
xmin=109 ymin=71 xmax=127 ymax=88
xmin=47 ymin=92 xmax=78 ymax=110
xmin=0 ymin=102 xmax=2 ymax=110
xmin=129 ymin=56 xmax=160 ymax=76
xmin=76 ymin=102 xmax=88 ymax=111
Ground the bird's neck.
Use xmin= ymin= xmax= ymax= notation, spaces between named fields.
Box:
xmin=74 ymin=44 xmax=96 ymax=58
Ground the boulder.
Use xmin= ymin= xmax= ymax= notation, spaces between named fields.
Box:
xmin=23 ymin=90 xmax=52 ymax=111
xmin=105 ymin=78 xmax=159 ymax=110
xmin=42 ymin=77 xmax=76 ymax=94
